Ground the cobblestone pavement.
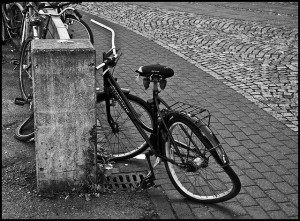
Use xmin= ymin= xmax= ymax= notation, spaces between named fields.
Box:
xmin=71 ymin=2 xmax=298 ymax=219
xmin=75 ymin=2 xmax=298 ymax=133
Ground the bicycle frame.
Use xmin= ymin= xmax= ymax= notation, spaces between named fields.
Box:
xmin=91 ymin=19 xmax=193 ymax=168
xmin=91 ymin=19 xmax=230 ymax=171
xmin=101 ymin=66 xmax=189 ymax=167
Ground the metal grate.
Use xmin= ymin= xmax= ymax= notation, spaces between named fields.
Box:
xmin=104 ymin=172 xmax=147 ymax=190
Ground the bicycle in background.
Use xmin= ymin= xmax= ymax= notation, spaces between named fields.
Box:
xmin=1 ymin=2 xmax=24 ymax=47
xmin=14 ymin=2 xmax=94 ymax=141
xmin=19 ymin=2 xmax=94 ymax=48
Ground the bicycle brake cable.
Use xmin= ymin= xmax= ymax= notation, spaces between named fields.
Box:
xmin=110 ymin=51 xmax=122 ymax=76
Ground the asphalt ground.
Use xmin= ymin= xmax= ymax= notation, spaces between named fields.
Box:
xmin=2 ymin=2 xmax=298 ymax=219
xmin=73 ymin=2 xmax=298 ymax=219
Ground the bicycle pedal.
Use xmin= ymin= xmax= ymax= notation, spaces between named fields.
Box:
xmin=139 ymin=173 xmax=156 ymax=189
xmin=14 ymin=98 xmax=26 ymax=106
xmin=13 ymin=60 xmax=20 ymax=66
xmin=27 ymin=137 xmax=35 ymax=142
xmin=96 ymin=155 xmax=108 ymax=164
xmin=139 ymin=179 xmax=155 ymax=189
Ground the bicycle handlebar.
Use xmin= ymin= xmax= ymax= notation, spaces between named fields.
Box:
xmin=24 ymin=2 xmax=80 ymax=18
xmin=91 ymin=19 xmax=118 ymax=70
xmin=34 ymin=6 xmax=76 ymax=17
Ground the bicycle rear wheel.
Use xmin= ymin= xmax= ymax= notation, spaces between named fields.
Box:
xmin=96 ymin=92 xmax=152 ymax=161
xmin=164 ymin=112 xmax=241 ymax=203
xmin=64 ymin=14 xmax=94 ymax=44
xmin=14 ymin=111 xmax=34 ymax=142
xmin=19 ymin=37 xmax=33 ymax=101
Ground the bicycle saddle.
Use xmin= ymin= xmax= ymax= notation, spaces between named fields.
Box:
xmin=136 ymin=64 xmax=174 ymax=78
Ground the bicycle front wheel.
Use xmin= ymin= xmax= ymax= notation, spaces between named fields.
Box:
xmin=64 ymin=14 xmax=94 ymax=44
xmin=96 ymin=92 xmax=153 ymax=161
xmin=164 ymin=112 xmax=241 ymax=203
xmin=14 ymin=111 xmax=34 ymax=141
xmin=19 ymin=37 xmax=33 ymax=101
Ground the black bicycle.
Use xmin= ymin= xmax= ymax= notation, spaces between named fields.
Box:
xmin=90 ymin=19 xmax=241 ymax=203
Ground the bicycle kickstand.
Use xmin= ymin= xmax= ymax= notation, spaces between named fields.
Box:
xmin=139 ymin=150 xmax=159 ymax=189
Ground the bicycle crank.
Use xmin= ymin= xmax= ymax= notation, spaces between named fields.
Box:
xmin=139 ymin=171 xmax=155 ymax=189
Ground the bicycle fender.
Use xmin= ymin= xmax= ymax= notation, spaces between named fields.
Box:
xmin=195 ymin=120 xmax=220 ymax=146
xmin=13 ymin=2 xmax=24 ymax=12
xmin=196 ymin=120 xmax=230 ymax=166
xmin=164 ymin=111 xmax=229 ymax=166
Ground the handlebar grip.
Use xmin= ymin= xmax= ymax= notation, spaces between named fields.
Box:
xmin=37 ymin=3 xmax=46 ymax=10
xmin=73 ymin=9 xmax=82 ymax=19
xmin=41 ymin=2 xmax=59 ymax=9
xmin=104 ymin=57 xmax=116 ymax=65
xmin=96 ymin=57 xmax=116 ymax=70
xmin=58 ymin=2 xmax=72 ymax=7
xmin=38 ymin=3 xmax=61 ymax=10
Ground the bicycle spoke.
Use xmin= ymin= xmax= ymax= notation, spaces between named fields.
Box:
xmin=96 ymin=93 xmax=152 ymax=161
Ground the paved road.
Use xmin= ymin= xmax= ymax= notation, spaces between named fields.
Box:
xmin=76 ymin=2 xmax=298 ymax=133
xmin=71 ymin=2 xmax=298 ymax=219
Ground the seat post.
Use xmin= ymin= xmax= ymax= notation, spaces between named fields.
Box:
xmin=152 ymin=77 xmax=160 ymax=101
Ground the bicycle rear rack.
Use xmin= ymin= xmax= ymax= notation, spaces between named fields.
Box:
xmin=168 ymin=102 xmax=211 ymax=127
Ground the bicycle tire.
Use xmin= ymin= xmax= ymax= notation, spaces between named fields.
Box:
xmin=164 ymin=112 xmax=241 ymax=203
xmin=64 ymin=14 xmax=94 ymax=44
xmin=19 ymin=37 xmax=33 ymax=101
xmin=2 ymin=4 xmax=10 ymax=22
xmin=14 ymin=111 xmax=34 ymax=141
xmin=2 ymin=16 xmax=8 ymax=43
xmin=96 ymin=91 xmax=152 ymax=161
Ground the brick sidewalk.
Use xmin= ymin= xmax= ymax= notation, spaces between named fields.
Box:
xmin=78 ymin=8 xmax=298 ymax=219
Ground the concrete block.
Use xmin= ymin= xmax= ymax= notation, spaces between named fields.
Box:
xmin=32 ymin=39 xmax=96 ymax=192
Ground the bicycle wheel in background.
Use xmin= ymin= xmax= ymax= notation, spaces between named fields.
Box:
xmin=164 ymin=112 xmax=241 ymax=203
xmin=7 ymin=3 xmax=23 ymax=49
xmin=96 ymin=92 xmax=153 ymax=161
xmin=19 ymin=37 xmax=33 ymax=101
xmin=10 ymin=3 xmax=23 ymax=36
xmin=2 ymin=15 xmax=8 ymax=43
xmin=64 ymin=14 xmax=94 ymax=44
xmin=14 ymin=111 xmax=34 ymax=141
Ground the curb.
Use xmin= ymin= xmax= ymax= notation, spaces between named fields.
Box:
xmin=147 ymin=187 xmax=177 ymax=219
xmin=110 ymin=158 xmax=177 ymax=219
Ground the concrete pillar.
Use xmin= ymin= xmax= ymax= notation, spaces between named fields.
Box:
xmin=32 ymin=39 xmax=96 ymax=192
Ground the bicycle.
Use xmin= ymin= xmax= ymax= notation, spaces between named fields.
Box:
xmin=90 ymin=19 xmax=241 ymax=203
xmin=14 ymin=2 xmax=94 ymax=141
xmin=19 ymin=2 xmax=94 ymax=50
xmin=1 ymin=2 xmax=24 ymax=47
